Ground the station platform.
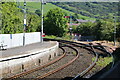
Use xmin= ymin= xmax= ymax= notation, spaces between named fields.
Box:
xmin=0 ymin=41 xmax=57 ymax=59
xmin=0 ymin=41 xmax=59 ymax=78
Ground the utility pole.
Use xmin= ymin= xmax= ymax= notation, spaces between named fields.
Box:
xmin=114 ymin=16 xmax=116 ymax=46
xmin=41 ymin=0 xmax=43 ymax=43
xmin=23 ymin=0 xmax=26 ymax=46
xmin=69 ymin=14 xmax=72 ymax=40
xmin=17 ymin=0 xmax=20 ymax=8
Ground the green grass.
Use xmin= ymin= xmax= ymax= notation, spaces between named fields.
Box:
xmin=19 ymin=2 xmax=41 ymax=13
xmin=92 ymin=57 xmax=113 ymax=67
xmin=44 ymin=35 xmax=57 ymax=39
xmin=19 ymin=2 xmax=95 ymax=20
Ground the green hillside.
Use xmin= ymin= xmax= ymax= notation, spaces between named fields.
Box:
xmin=51 ymin=2 xmax=120 ymax=20
xmin=19 ymin=2 xmax=94 ymax=20
xmin=43 ymin=3 xmax=73 ymax=14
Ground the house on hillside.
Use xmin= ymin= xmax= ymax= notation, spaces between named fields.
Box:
xmin=76 ymin=19 xmax=96 ymax=23
xmin=67 ymin=23 xmax=80 ymax=26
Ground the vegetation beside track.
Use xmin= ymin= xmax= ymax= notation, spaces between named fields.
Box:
xmin=92 ymin=57 xmax=112 ymax=68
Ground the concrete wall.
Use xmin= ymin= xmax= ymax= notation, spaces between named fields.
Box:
xmin=0 ymin=41 xmax=59 ymax=78
xmin=0 ymin=32 xmax=41 ymax=49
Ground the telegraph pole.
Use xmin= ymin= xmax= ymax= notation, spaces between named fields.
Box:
xmin=41 ymin=0 xmax=43 ymax=43
xmin=69 ymin=14 xmax=72 ymax=39
xmin=17 ymin=0 xmax=20 ymax=8
xmin=114 ymin=16 xmax=116 ymax=46
xmin=23 ymin=0 xmax=26 ymax=46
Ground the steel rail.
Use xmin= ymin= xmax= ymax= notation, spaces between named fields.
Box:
xmin=5 ymin=38 xmax=115 ymax=80
xmin=60 ymin=40 xmax=114 ymax=68
xmin=72 ymin=43 xmax=99 ymax=80
xmin=95 ymin=43 xmax=114 ymax=68
xmin=7 ymin=47 xmax=66 ymax=80
xmin=35 ymin=44 xmax=79 ymax=79
xmin=72 ymin=42 xmax=114 ymax=80
xmin=44 ymin=38 xmax=115 ymax=79
xmin=35 ymin=40 xmax=94 ymax=79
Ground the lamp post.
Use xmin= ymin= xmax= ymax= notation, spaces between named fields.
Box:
xmin=41 ymin=0 xmax=43 ymax=43
xmin=23 ymin=0 xmax=26 ymax=46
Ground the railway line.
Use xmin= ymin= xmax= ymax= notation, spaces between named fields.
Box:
xmin=6 ymin=42 xmax=79 ymax=80
xmin=45 ymin=44 xmax=95 ymax=80
xmin=44 ymin=39 xmax=114 ymax=80
xmin=5 ymin=39 xmax=114 ymax=80
xmin=21 ymin=45 xmax=78 ymax=79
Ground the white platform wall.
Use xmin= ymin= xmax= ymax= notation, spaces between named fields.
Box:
xmin=0 ymin=32 xmax=41 ymax=49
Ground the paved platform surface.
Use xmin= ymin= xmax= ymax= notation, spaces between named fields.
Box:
xmin=0 ymin=41 xmax=57 ymax=58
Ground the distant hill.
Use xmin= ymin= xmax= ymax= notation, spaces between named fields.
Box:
xmin=51 ymin=2 xmax=119 ymax=20
xmin=18 ymin=2 xmax=95 ymax=20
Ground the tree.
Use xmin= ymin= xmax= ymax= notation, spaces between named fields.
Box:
xmin=92 ymin=19 xmax=115 ymax=40
xmin=1 ymin=2 xmax=41 ymax=34
xmin=76 ymin=22 xmax=94 ymax=36
xmin=93 ymin=20 xmax=104 ymax=40
xmin=75 ymin=19 xmax=115 ymax=41
xmin=73 ymin=13 xmax=79 ymax=19
xmin=1 ymin=2 xmax=23 ymax=34
xmin=99 ymin=20 xmax=114 ymax=40
xmin=44 ymin=8 xmax=68 ymax=37
xmin=26 ymin=13 xmax=41 ymax=32
xmin=0 ymin=2 xmax=2 ymax=33
xmin=116 ymin=22 xmax=120 ymax=41
xmin=35 ymin=9 xmax=41 ymax=16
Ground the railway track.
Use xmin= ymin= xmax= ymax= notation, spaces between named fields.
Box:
xmin=81 ymin=43 xmax=114 ymax=79
xmin=5 ymin=39 xmax=114 ymax=80
xmin=44 ymin=39 xmax=114 ymax=80
xmin=44 ymin=44 xmax=95 ymax=80
xmin=36 ymin=45 xmax=79 ymax=79
xmin=5 ymin=47 xmax=66 ymax=80
xmin=6 ymin=42 xmax=79 ymax=80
